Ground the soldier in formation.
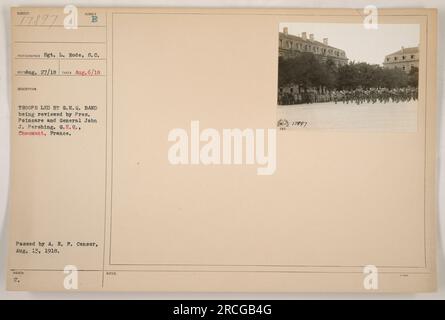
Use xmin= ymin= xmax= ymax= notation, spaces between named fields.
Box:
xmin=278 ymin=87 xmax=418 ymax=106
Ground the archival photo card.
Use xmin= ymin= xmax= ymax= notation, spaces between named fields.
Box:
xmin=7 ymin=7 xmax=437 ymax=292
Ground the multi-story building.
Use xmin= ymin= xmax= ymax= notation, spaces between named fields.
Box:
xmin=278 ymin=27 xmax=348 ymax=66
xmin=383 ymin=46 xmax=419 ymax=73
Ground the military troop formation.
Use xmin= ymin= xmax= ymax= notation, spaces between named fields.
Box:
xmin=278 ymin=87 xmax=418 ymax=106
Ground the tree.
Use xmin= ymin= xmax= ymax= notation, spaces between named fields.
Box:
xmin=380 ymin=68 xmax=409 ymax=88
xmin=278 ymin=53 xmax=335 ymax=89
xmin=278 ymin=54 xmax=417 ymax=91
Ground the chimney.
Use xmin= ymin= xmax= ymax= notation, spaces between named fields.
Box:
xmin=302 ymin=32 xmax=307 ymax=40
xmin=283 ymin=27 xmax=288 ymax=35
xmin=323 ymin=38 xmax=328 ymax=45
xmin=401 ymin=46 xmax=405 ymax=52
xmin=309 ymin=33 xmax=314 ymax=41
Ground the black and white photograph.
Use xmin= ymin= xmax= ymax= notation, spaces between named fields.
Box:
xmin=277 ymin=23 xmax=420 ymax=131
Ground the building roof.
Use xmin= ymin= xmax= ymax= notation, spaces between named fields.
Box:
xmin=279 ymin=32 xmax=343 ymax=52
xmin=386 ymin=46 xmax=419 ymax=56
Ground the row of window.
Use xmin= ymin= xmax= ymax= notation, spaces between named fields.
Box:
xmin=279 ymin=39 xmax=345 ymax=57
xmin=386 ymin=54 xmax=416 ymax=62
xmin=278 ymin=52 xmax=348 ymax=66
xmin=390 ymin=64 xmax=417 ymax=71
